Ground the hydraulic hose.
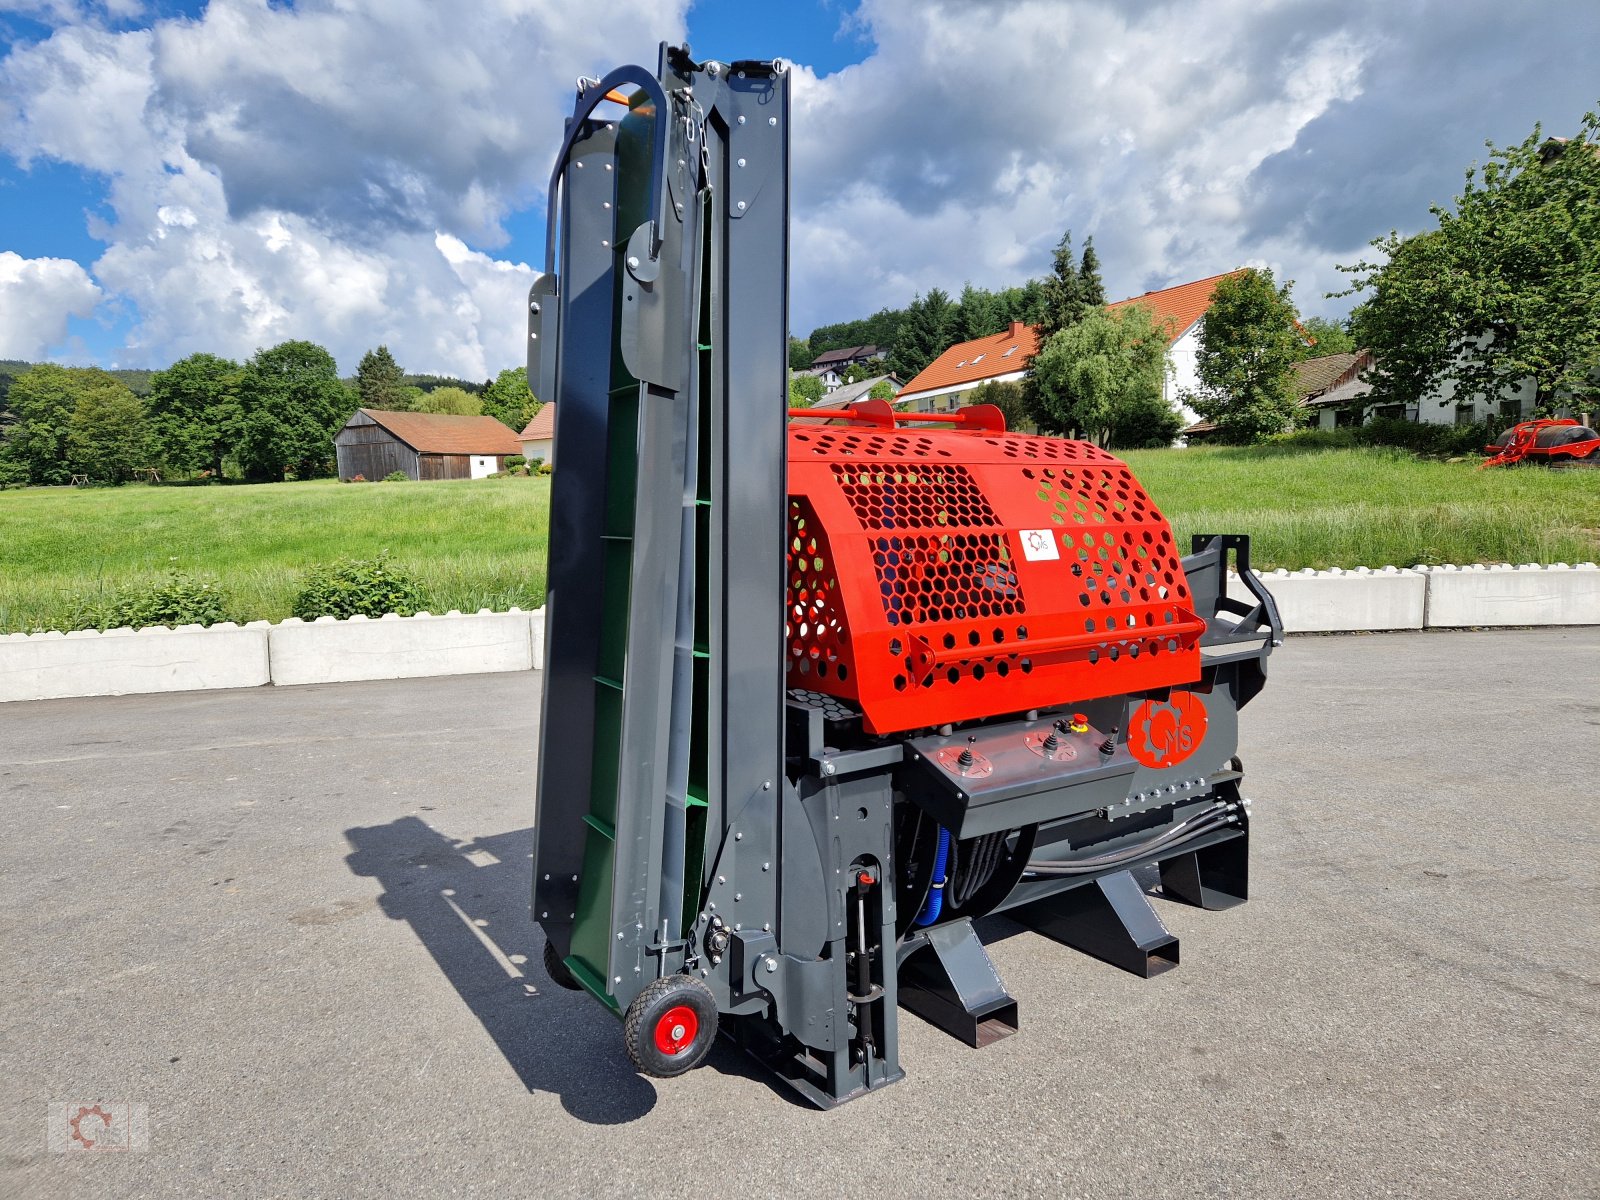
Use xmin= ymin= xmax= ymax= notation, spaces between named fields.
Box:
xmin=914 ymin=826 xmax=952 ymax=926
xmin=1024 ymin=805 xmax=1237 ymax=875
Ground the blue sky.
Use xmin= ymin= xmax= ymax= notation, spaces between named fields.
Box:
xmin=2 ymin=0 xmax=1596 ymax=374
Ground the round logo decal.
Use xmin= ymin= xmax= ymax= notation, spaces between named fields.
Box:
xmin=1128 ymin=691 xmax=1208 ymax=769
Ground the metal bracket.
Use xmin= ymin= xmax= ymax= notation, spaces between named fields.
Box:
xmin=1011 ymin=868 xmax=1179 ymax=977
xmin=897 ymin=918 xmax=1018 ymax=1047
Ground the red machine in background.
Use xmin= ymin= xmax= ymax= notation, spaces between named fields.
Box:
xmin=1480 ymin=418 xmax=1600 ymax=468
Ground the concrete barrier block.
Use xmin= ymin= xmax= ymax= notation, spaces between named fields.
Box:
xmin=267 ymin=609 xmax=535 ymax=686
xmin=530 ymin=607 xmax=545 ymax=668
xmin=1254 ymin=566 xmax=1426 ymax=633
xmin=0 ymin=622 xmax=271 ymax=703
xmin=1419 ymin=562 xmax=1600 ymax=627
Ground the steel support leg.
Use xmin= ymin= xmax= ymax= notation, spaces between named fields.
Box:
xmin=897 ymin=918 xmax=1018 ymax=1047
xmin=1159 ymin=830 xmax=1248 ymax=910
xmin=1011 ymin=869 xmax=1179 ymax=977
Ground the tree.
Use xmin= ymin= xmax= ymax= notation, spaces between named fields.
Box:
xmin=867 ymin=380 xmax=896 ymax=402
xmin=67 ymin=373 xmax=146 ymax=483
xmin=1295 ymin=316 xmax=1357 ymax=360
xmin=966 ymin=379 xmax=1030 ymax=433
xmin=788 ymin=337 xmax=814 ymax=371
xmin=1 ymin=364 xmax=78 ymax=484
xmin=1185 ymin=268 xmax=1303 ymax=443
xmin=414 ymin=386 xmax=482 ymax=415
xmin=146 ymin=353 xmax=242 ymax=477
xmin=1027 ymin=305 xmax=1172 ymax=446
xmin=888 ymin=288 xmax=955 ymax=379
xmin=1035 ymin=229 xmax=1089 ymax=344
xmin=1106 ymin=390 xmax=1183 ymax=449
xmin=788 ymin=373 xmax=825 ymax=408
xmin=481 ymin=367 xmax=538 ymax=430
xmin=1078 ymin=238 xmax=1106 ymax=308
xmin=1343 ymin=109 xmax=1600 ymax=416
xmin=355 ymin=345 xmax=409 ymax=410
xmin=235 ymin=341 xmax=351 ymax=482
xmin=955 ymin=283 xmax=1005 ymax=341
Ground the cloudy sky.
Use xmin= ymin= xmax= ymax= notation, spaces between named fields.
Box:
xmin=1 ymin=0 xmax=1596 ymax=376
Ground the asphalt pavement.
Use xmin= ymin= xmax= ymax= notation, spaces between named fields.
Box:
xmin=1 ymin=628 xmax=1597 ymax=1199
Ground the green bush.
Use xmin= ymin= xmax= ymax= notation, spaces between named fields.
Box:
xmin=1269 ymin=419 xmax=1489 ymax=458
xmin=292 ymin=554 xmax=422 ymax=620
xmin=527 ymin=455 xmax=545 ymax=470
xmin=536 ymin=461 xmax=553 ymax=475
xmin=383 ymin=471 xmax=409 ymax=482
xmin=505 ymin=454 xmax=526 ymax=470
xmin=103 ymin=570 xmax=231 ymax=630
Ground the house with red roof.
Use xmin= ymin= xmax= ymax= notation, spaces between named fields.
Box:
xmin=517 ymin=404 xmax=556 ymax=467
xmin=893 ymin=270 xmax=1245 ymax=430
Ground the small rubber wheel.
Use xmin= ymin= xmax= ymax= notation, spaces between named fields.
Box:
xmin=622 ymin=974 xmax=719 ymax=1078
xmin=542 ymin=940 xmax=583 ymax=991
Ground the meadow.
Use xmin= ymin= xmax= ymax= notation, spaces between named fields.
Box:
xmin=0 ymin=475 xmax=550 ymax=634
xmin=1 ymin=446 xmax=1596 ymax=633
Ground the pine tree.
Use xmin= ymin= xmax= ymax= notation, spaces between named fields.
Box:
xmin=888 ymin=289 xmax=955 ymax=379
xmin=356 ymin=345 xmax=408 ymax=411
xmin=1078 ymin=238 xmax=1106 ymax=308
xmin=1035 ymin=229 xmax=1086 ymax=343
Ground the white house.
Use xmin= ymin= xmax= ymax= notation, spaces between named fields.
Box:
xmin=518 ymin=404 xmax=555 ymax=466
xmin=893 ymin=272 xmax=1243 ymax=428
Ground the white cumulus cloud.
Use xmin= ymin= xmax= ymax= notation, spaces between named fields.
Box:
xmin=1 ymin=0 xmax=687 ymax=372
xmin=0 ymin=249 xmax=101 ymax=358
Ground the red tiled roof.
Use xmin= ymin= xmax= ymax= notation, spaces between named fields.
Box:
xmin=897 ymin=271 xmax=1245 ymax=401
xmin=518 ymin=404 xmax=555 ymax=441
xmin=1105 ymin=270 xmax=1244 ymax=342
xmin=359 ymin=409 xmax=522 ymax=455
xmin=895 ymin=321 xmax=1038 ymax=400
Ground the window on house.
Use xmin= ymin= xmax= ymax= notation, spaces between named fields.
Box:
xmin=956 ymin=360 xmax=967 ymax=368
xmin=1002 ymin=346 xmax=1017 ymax=357
xmin=1499 ymin=397 xmax=1522 ymax=419
xmin=1455 ymin=403 xmax=1477 ymax=426
xmin=972 ymin=354 xmax=984 ymax=364
xmin=1335 ymin=408 xmax=1359 ymax=428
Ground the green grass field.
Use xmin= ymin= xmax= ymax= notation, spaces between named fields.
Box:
xmin=0 ymin=475 xmax=550 ymax=634
xmin=1121 ymin=444 xmax=1600 ymax=572
xmin=1 ymin=446 xmax=1596 ymax=633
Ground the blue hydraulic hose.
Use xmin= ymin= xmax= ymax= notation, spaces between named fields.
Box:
xmin=915 ymin=827 xmax=952 ymax=927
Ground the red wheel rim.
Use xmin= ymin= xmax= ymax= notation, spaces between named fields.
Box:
xmin=654 ymin=1005 xmax=699 ymax=1055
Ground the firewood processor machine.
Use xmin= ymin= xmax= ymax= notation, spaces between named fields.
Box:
xmin=530 ymin=44 xmax=1283 ymax=1108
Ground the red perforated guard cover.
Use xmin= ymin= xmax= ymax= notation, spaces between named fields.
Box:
xmin=786 ymin=427 xmax=1205 ymax=734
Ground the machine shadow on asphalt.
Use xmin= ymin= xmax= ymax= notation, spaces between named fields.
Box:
xmin=342 ymin=816 xmax=664 ymax=1124
xmin=341 ymin=815 xmax=803 ymax=1120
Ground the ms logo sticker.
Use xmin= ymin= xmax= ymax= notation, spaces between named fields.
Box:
xmin=1129 ymin=691 xmax=1208 ymax=769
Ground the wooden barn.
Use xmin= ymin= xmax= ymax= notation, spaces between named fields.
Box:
xmin=334 ymin=409 xmax=523 ymax=481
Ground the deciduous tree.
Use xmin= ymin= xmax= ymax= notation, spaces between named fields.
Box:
xmin=1027 ymin=305 xmax=1172 ymax=446
xmin=236 ymin=341 xmax=351 ymax=482
xmin=146 ymin=353 xmax=241 ymax=476
xmin=1185 ymin=268 xmax=1302 ymax=443
xmin=0 ymin=363 xmax=77 ymax=484
xmin=67 ymin=373 xmax=146 ymax=483
xmin=481 ymin=367 xmax=538 ymax=430
xmin=414 ymin=385 xmax=481 ymax=415
xmin=1342 ymin=109 xmax=1600 ymax=415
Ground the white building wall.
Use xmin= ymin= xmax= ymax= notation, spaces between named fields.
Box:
xmin=1164 ymin=322 xmax=1203 ymax=426
xmin=470 ymin=455 xmax=497 ymax=479
xmin=520 ymin=437 xmax=555 ymax=466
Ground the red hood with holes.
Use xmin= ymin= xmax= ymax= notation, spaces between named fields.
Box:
xmin=786 ymin=426 xmax=1204 ymax=733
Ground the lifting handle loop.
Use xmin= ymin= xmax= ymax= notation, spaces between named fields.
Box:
xmin=544 ymin=65 xmax=673 ymax=277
